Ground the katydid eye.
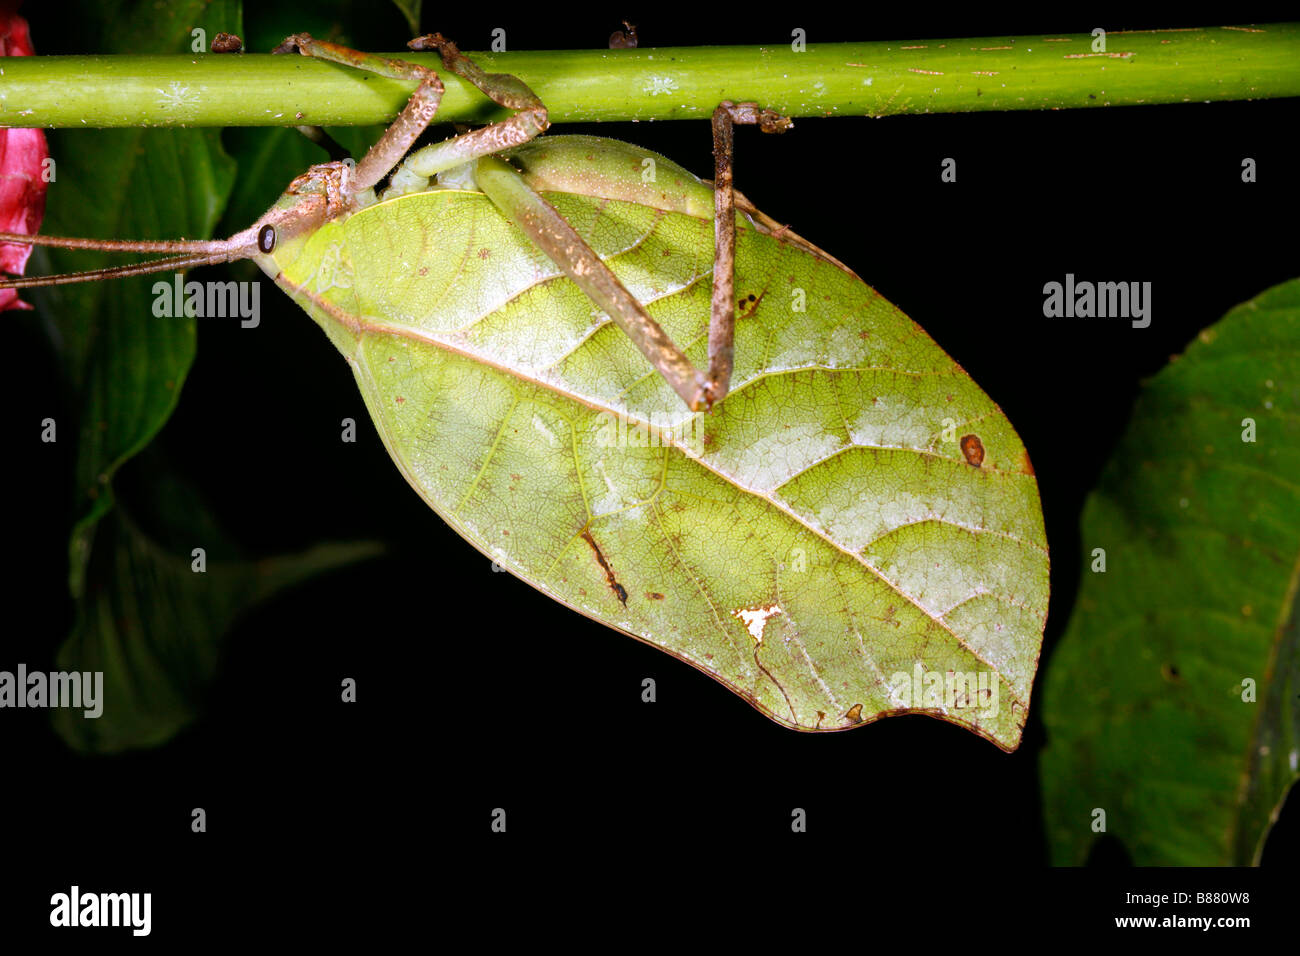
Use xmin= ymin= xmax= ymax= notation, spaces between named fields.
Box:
xmin=258 ymin=224 xmax=276 ymax=253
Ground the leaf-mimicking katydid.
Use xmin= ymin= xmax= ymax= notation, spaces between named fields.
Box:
xmin=1 ymin=34 xmax=1049 ymax=750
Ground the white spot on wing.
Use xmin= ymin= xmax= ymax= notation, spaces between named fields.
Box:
xmin=733 ymin=603 xmax=782 ymax=644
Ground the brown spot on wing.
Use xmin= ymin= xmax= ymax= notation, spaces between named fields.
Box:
xmin=1020 ymin=449 xmax=1035 ymax=476
xmin=960 ymin=434 xmax=985 ymax=467
xmin=737 ymin=290 xmax=765 ymax=321
xmin=844 ymin=703 xmax=864 ymax=724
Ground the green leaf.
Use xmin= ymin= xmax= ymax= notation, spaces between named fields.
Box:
xmin=277 ymin=140 xmax=1050 ymax=748
xmin=1041 ymin=278 xmax=1300 ymax=864
xmin=53 ymin=460 xmax=383 ymax=754
xmin=33 ymin=0 xmax=242 ymax=596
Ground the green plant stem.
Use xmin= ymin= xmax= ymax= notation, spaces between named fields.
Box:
xmin=3 ymin=26 xmax=1298 ymax=128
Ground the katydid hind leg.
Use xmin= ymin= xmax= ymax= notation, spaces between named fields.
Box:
xmin=473 ymin=155 xmax=710 ymax=412
xmin=705 ymin=102 xmax=793 ymax=407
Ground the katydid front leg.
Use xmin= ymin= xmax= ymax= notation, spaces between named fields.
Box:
xmin=385 ymin=35 xmax=549 ymax=188
xmin=272 ymin=33 xmax=449 ymax=197
xmin=272 ymin=33 xmax=551 ymax=200
xmin=704 ymin=102 xmax=792 ymax=407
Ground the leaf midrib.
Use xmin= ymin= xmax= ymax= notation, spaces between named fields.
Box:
xmin=322 ymin=294 xmax=1035 ymax=713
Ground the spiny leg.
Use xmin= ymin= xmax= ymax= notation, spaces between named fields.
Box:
xmin=274 ymin=33 xmax=550 ymax=201
xmin=473 ymin=156 xmax=709 ymax=411
xmin=272 ymin=33 xmax=447 ymax=195
xmin=385 ymin=34 xmax=549 ymax=195
xmin=705 ymin=102 xmax=792 ymax=407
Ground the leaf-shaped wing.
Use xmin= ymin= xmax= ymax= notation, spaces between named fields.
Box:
xmin=278 ymin=168 xmax=1048 ymax=749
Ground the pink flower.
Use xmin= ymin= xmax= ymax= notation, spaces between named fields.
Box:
xmin=0 ymin=2 xmax=49 ymax=311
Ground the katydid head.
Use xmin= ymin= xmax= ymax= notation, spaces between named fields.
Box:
xmin=0 ymin=160 xmax=357 ymax=293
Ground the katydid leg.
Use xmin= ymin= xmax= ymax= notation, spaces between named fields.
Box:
xmin=473 ymin=155 xmax=710 ymax=411
xmin=704 ymin=102 xmax=792 ymax=406
xmin=272 ymin=33 xmax=447 ymax=195
xmin=273 ymin=33 xmax=550 ymax=202
xmin=386 ymin=35 xmax=549 ymax=193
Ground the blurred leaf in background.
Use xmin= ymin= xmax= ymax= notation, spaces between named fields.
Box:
xmin=33 ymin=0 xmax=243 ymax=595
xmin=26 ymin=0 xmax=393 ymax=753
xmin=53 ymin=450 xmax=381 ymax=753
xmin=391 ymin=0 xmax=421 ymax=37
xmin=1041 ymin=278 xmax=1300 ymax=865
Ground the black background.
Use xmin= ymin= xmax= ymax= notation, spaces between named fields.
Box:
xmin=3 ymin=1 xmax=1296 ymax=939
